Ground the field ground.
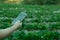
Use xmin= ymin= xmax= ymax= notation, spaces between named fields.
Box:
xmin=0 ymin=3 xmax=60 ymax=40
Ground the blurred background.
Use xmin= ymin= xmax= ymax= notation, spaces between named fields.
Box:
xmin=0 ymin=0 xmax=60 ymax=40
xmin=0 ymin=0 xmax=60 ymax=4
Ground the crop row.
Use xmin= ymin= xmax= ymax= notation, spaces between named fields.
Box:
xmin=0 ymin=14 xmax=60 ymax=22
xmin=4 ymin=30 xmax=60 ymax=40
xmin=0 ymin=19 xmax=60 ymax=30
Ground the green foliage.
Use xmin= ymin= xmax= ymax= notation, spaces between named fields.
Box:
xmin=23 ymin=0 xmax=60 ymax=5
xmin=5 ymin=30 xmax=60 ymax=40
xmin=0 ymin=3 xmax=60 ymax=40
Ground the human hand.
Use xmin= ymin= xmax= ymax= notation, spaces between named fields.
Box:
xmin=13 ymin=20 xmax=22 ymax=28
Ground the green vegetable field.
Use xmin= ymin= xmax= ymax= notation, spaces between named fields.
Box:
xmin=0 ymin=3 xmax=60 ymax=40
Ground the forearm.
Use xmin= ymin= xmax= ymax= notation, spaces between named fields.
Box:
xmin=0 ymin=20 xmax=21 ymax=39
xmin=0 ymin=27 xmax=15 ymax=39
xmin=0 ymin=25 xmax=19 ymax=39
